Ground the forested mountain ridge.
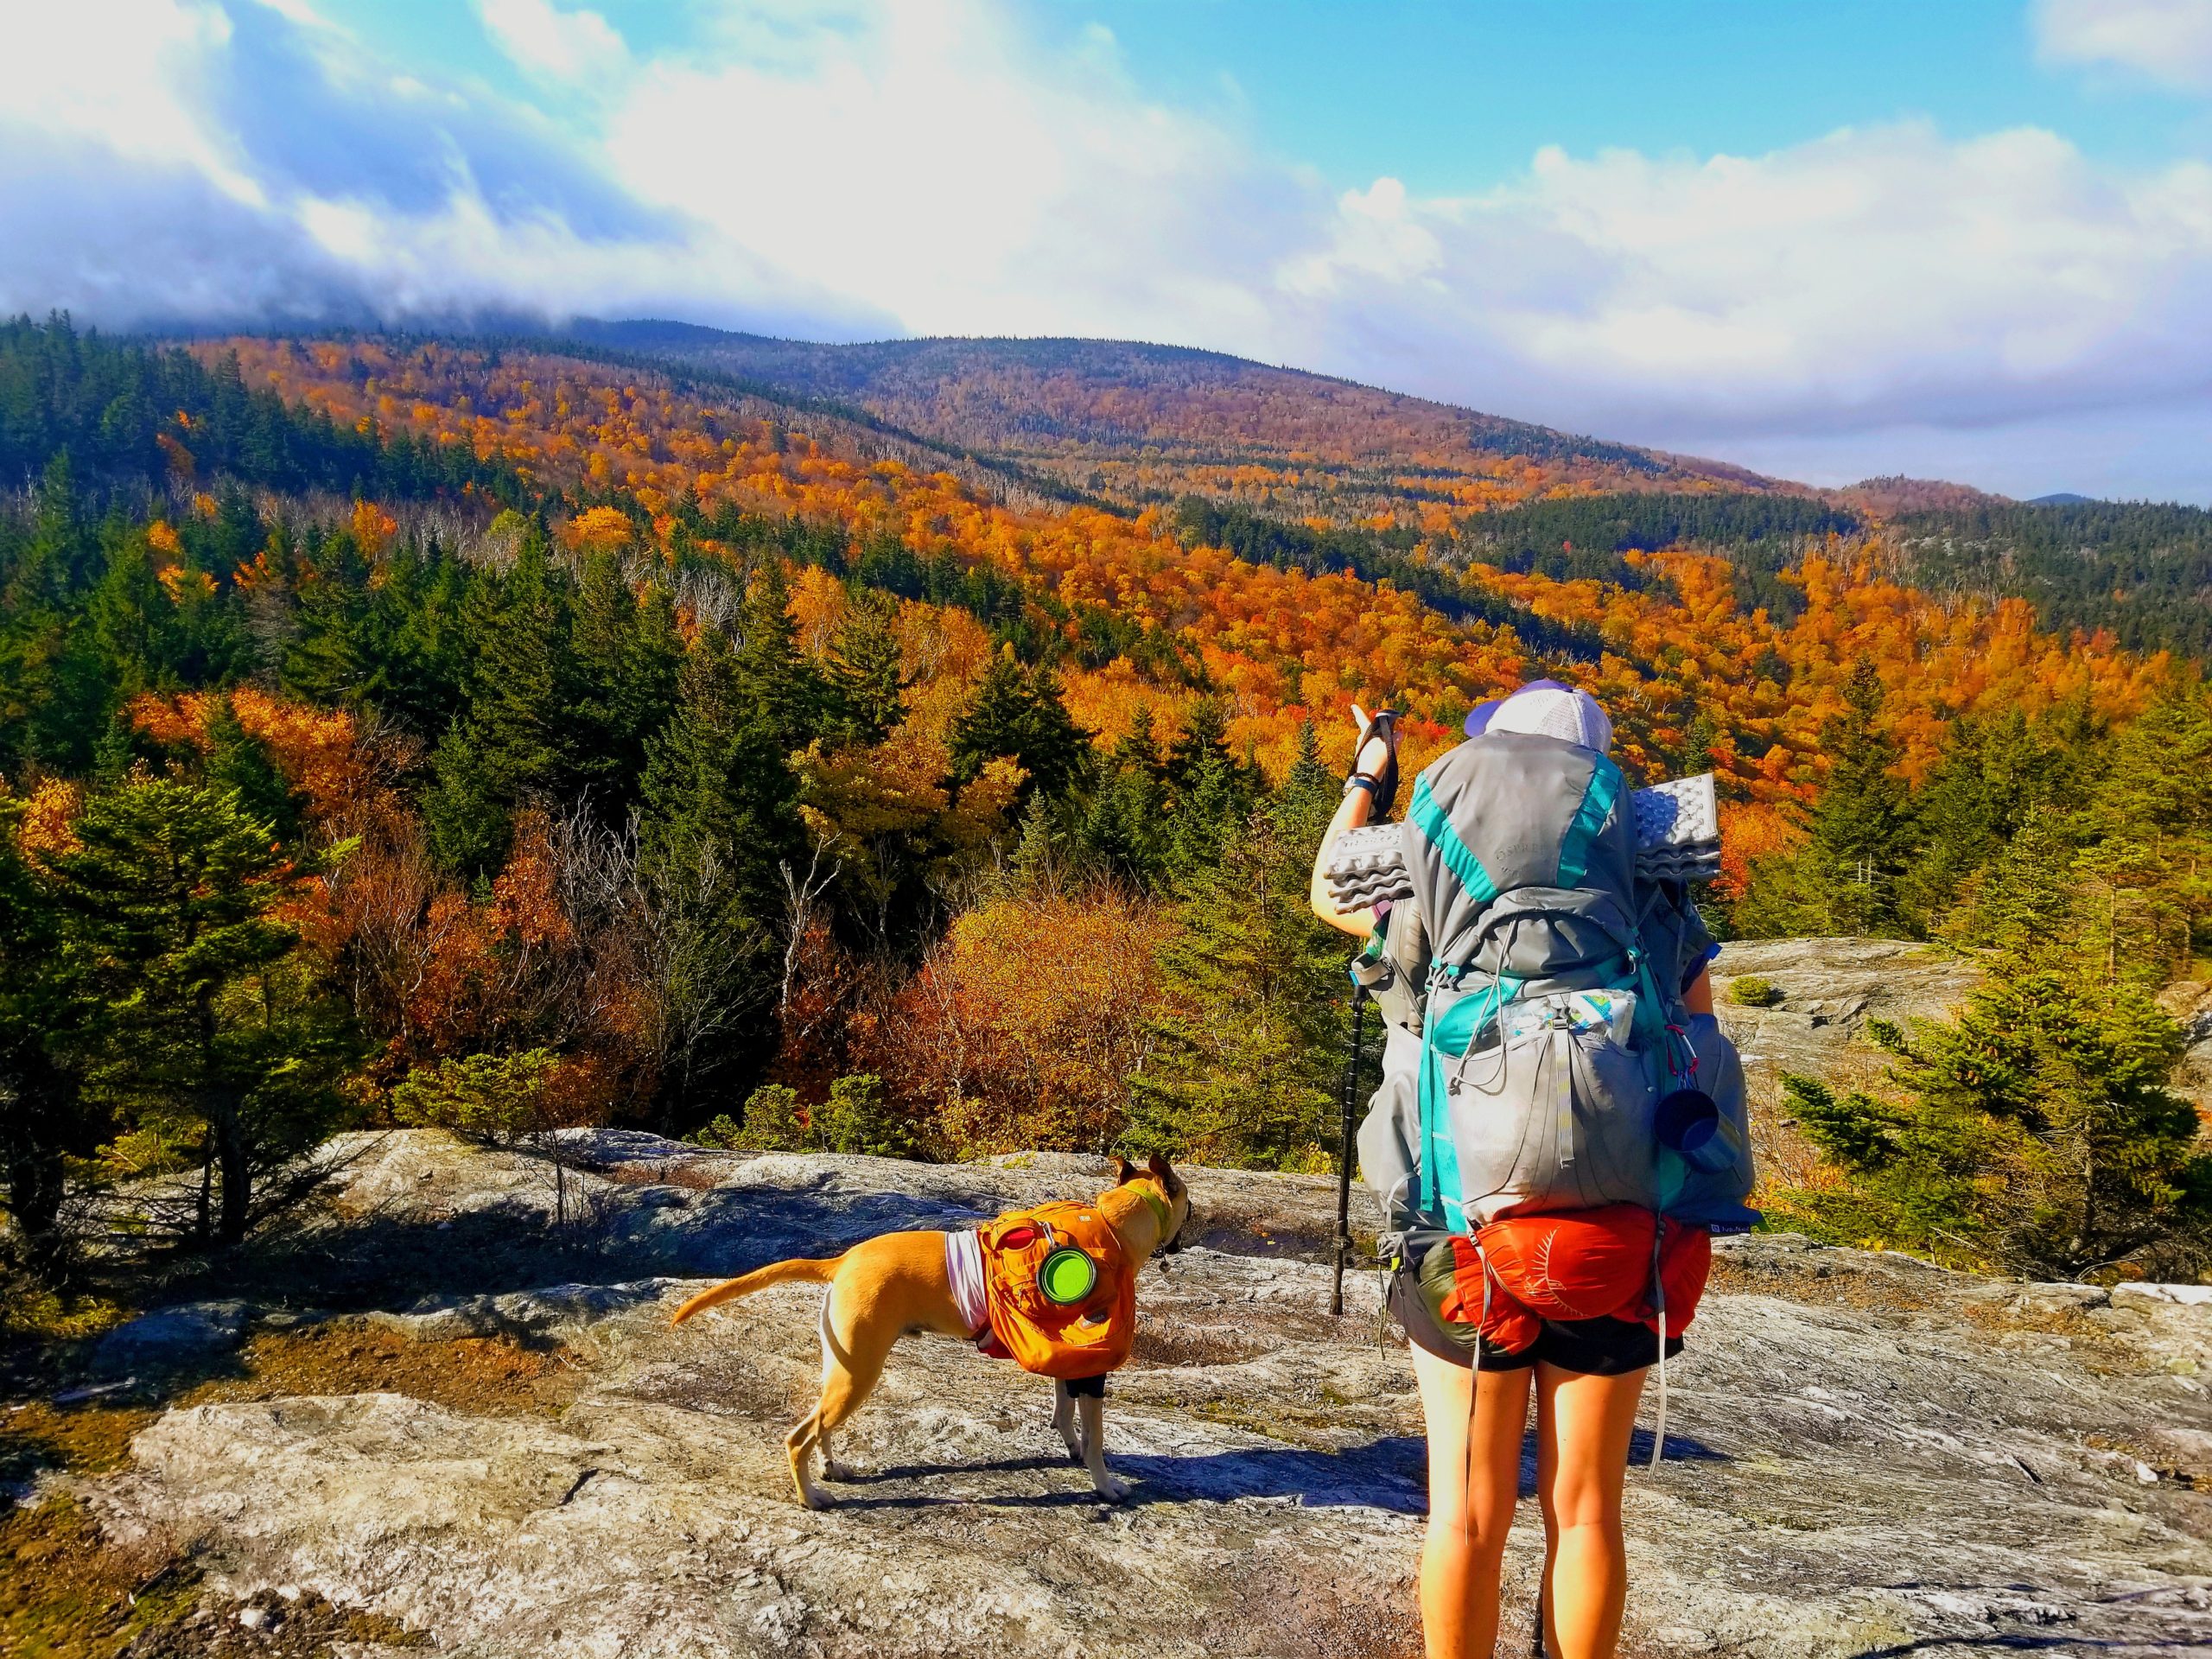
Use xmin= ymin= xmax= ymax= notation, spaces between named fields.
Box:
xmin=567 ymin=320 xmax=2212 ymax=663
xmin=189 ymin=332 xmax=2170 ymax=806
xmin=565 ymin=317 xmax=1778 ymax=529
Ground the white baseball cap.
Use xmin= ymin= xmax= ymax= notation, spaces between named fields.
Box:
xmin=1464 ymin=679 xmax=1614 ymax=753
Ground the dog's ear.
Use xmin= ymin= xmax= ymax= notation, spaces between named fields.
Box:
xmin=1146 ymin=1153 xmax=1184 ymax=1198
xmin=1112 ymin=1155 xmax=1140 ymax=1185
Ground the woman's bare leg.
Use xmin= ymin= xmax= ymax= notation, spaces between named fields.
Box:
xmin=1532 ymin=1363 xmax=1646 ymax=1658
xmin=1412 ymin=1343 xmax=1533 ymax=1659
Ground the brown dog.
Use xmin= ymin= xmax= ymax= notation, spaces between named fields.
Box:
xmin=671 ymin=1155 xmax=1189 ymax=1509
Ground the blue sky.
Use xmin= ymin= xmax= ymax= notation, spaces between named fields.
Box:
xmin=1070 ymin=0 xmax=2211 ymax=183
xmin=9 ymin=0 xmax=2212 ymax=502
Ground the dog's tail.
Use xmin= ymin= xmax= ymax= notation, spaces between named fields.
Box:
xmin=670 ymin=1255 xmax=843 ymax=1325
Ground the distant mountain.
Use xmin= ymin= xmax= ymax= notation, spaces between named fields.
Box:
xmin=1834 ymin=474 xmax=2007 ymax=516
xmin=563 ymin=318 xmax=1779 ymax=529
xmin=2029 ymin=491 xmax=2096 ymax=505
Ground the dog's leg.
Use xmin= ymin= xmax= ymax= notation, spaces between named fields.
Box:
xmin=786 ymin=1289 xmax=837 ymax=1507
xmin=1052 ymin=1378 xmax=1083 ymax=1462
xmin=795 ymin=1281 xmax=890 ymax=1507
xmin=788 ymin=1282 xmax=884 ymax=1508
xmin=786 ymin=1409 xmax=829 ymax=1510
xmin=809 ymin=1352 xmax=885 ymax=1495
xmin=1077 ymin=1392 xmax=1129 ymax=1502
xmin=817 ymin=1422 xmax=853 ymax=1484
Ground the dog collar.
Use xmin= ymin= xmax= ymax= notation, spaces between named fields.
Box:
xmin=1134 ymin=1186 xmax=1174 ymax=1243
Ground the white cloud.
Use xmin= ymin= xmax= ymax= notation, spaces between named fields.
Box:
xmin=597 ymin=0 xmax=1279 ymax=345
xmin=5 ymin=0 xmax=2212 ymax=498
xmin=477 ymin=0 xmax=627 ymax=85
xmin=2035 ymin=0 xmax=2212 ymax=92
xmin=1279 ymin=179 xmax=1442 ymax=296
xmin=3 ymin=0 xmax=266 ymax=207
xmin=1294 ymin=122 xmax=2212 ymax=440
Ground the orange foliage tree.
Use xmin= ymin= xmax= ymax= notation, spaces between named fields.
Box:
xmin=873 ymin=888 xmax=1173 ymax=1155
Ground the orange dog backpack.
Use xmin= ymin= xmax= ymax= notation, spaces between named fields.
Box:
xmin=977 ymin=1199 xmax=1135 ymax=1381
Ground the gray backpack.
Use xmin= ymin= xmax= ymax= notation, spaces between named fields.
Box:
xmin=1352 ymin=733 xmax=1756 ymax=1234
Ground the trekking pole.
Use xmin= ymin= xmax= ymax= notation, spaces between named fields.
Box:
xmin=1331 ymin=982 xmax=1369 ymax=1317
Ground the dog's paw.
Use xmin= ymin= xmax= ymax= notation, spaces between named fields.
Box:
xmin=1091 ymin=1471 xmax=1131 ymax=1503
xmin=1058 ymin=1430 xmax=1085 ymax=1464
xmin=821 ymin=1458 xmax=856 ymax=1482
xmin=796 ymin=1482 xmax=830 ymax=1510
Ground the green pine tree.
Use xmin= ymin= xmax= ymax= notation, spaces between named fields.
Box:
xmin=0 ymin=791 xmax=95 ymax=1277
xmin=1 ymin=459 xmax=111 ymax=775
xmin=423 ymin=531 xmax=584 ymax=875
xmin=281 ymin=557 xmax=374 ymax=710
xmin=571 ymin=551 xmax=682 ymax=808
xmin=1738 ymin=660 xmax=1915 ymax=938
xmin=1128 ymin=801 xmax=1345 ymax=1169
xmin=1071 ymin=711 xmax=1168 ymax=888
xmin=1941 ymin=810 xmax=2080 ymax=957
xmin=1010 ymin=792 xmax=1062 ymax=894
xmin=637 ymin=630 xmax=799 ymax=1116
xmin=1164 ymin=696 xmax=1237 ymax=800
xmin=1896 ymin=715 xmax=2007 ymax=931
xmin=1166 ymin=744 xmax=1241 ymax=877
xmin=1780 ymin=959 xmax=2209 ymax=1278
xmin=202 ymin=694 xmax=304 ymax=846
xmin=731 ymin=562 xmax=830 ymax=756
xmin=1276 ymin=720 xmax=1337 ymax=833
xmin=947 ymin=645 xmax=1089 ymax=803
xmin=826 ymin=592 xmax=909 ymax=746
xmin=1806 ymin=660 xmax=1914 ymax=934
xmin=1681 ymin=711 xmax=1719 ymax=779
xmin=53 ymin=777 xmax=359 ymax=1244
xmin=86 ymin=529 xmax=175 ymax=700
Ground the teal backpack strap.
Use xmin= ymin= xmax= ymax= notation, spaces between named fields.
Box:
xmin=1417 ymin=967 xmax=1452 ymax=1222
xmin=1408 ymin=775 xmax=1499 ymax=903
xmin=1556 ymin=753 xmax=1624 ymax=890
xmin=1416 ymin=966 xmax=1522 ymax=1232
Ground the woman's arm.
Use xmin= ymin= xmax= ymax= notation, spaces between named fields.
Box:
xmin=1309 ymin=778 xmax=1379 ymax=938
xmin=1681 ymin=965 xmax=1714 ymax=1016
xmin=1309 ymin=718 xmax=1396 ymax=938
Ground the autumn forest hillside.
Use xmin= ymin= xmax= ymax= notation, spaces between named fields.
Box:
xmin=583 ymin=318 xmax=2212 ymax=661
xmin=572 ymin=316 xmax=1777 ymax=528
xmin=0 ymin=313 xmax=2208 ymax=1290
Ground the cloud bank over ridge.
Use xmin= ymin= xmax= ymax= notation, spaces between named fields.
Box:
xmin=7 ymin=0 xmax=2212 ymax=499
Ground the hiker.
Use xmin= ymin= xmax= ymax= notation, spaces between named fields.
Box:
xmin=1309 ymin=683 xmax=1750 ymax=1659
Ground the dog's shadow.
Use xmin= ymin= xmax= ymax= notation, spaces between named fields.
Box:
xmin=832 ymin=1429 xmax=1726 ymax=1514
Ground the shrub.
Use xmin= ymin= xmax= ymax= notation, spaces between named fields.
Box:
xmin=821 ymin=1073 xmax=916 ymax=1160
xmin=735 ymin=1084 xmax=809 ymax=1151
xmin=391 ymin=1050 xmax=561 ymax=1144
xmin=684 ymin=1084 xmax=811 ymax=1153
xmin=682 ymin=1114 xmax=746 ymax=1151
xmin=1729 ymin=975 xmax=1783 ymax=1007
xmin=683 ymin=1077 xmax=916 ymax=1159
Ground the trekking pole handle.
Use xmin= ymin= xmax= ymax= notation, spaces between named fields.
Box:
xmin=1332 ymin=983 xmax=1368 ymax=1318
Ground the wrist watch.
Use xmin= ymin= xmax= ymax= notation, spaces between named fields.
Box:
xmin=1343 ymin=772 xmax=1382 ymax=798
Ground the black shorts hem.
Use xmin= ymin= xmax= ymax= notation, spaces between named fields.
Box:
xmin=1387 ymin=1268 xmax=1683 ymax=1377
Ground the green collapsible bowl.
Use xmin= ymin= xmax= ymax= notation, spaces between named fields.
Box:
xmin=1037 ymin=1245 xmax=1099 ymax=1306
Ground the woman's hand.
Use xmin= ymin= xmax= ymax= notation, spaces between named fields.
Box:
xmin=1349 ymin=704 xmax=1400 ymax=817
xmin=1312 ymin=703 xmax=1398 ymax=938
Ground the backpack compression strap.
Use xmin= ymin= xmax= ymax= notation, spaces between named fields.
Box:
xmin=1408 ymin=774 xmax=1499 ymax=904
xmin=1556 ymin=753 xmax=1624 ymax=889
